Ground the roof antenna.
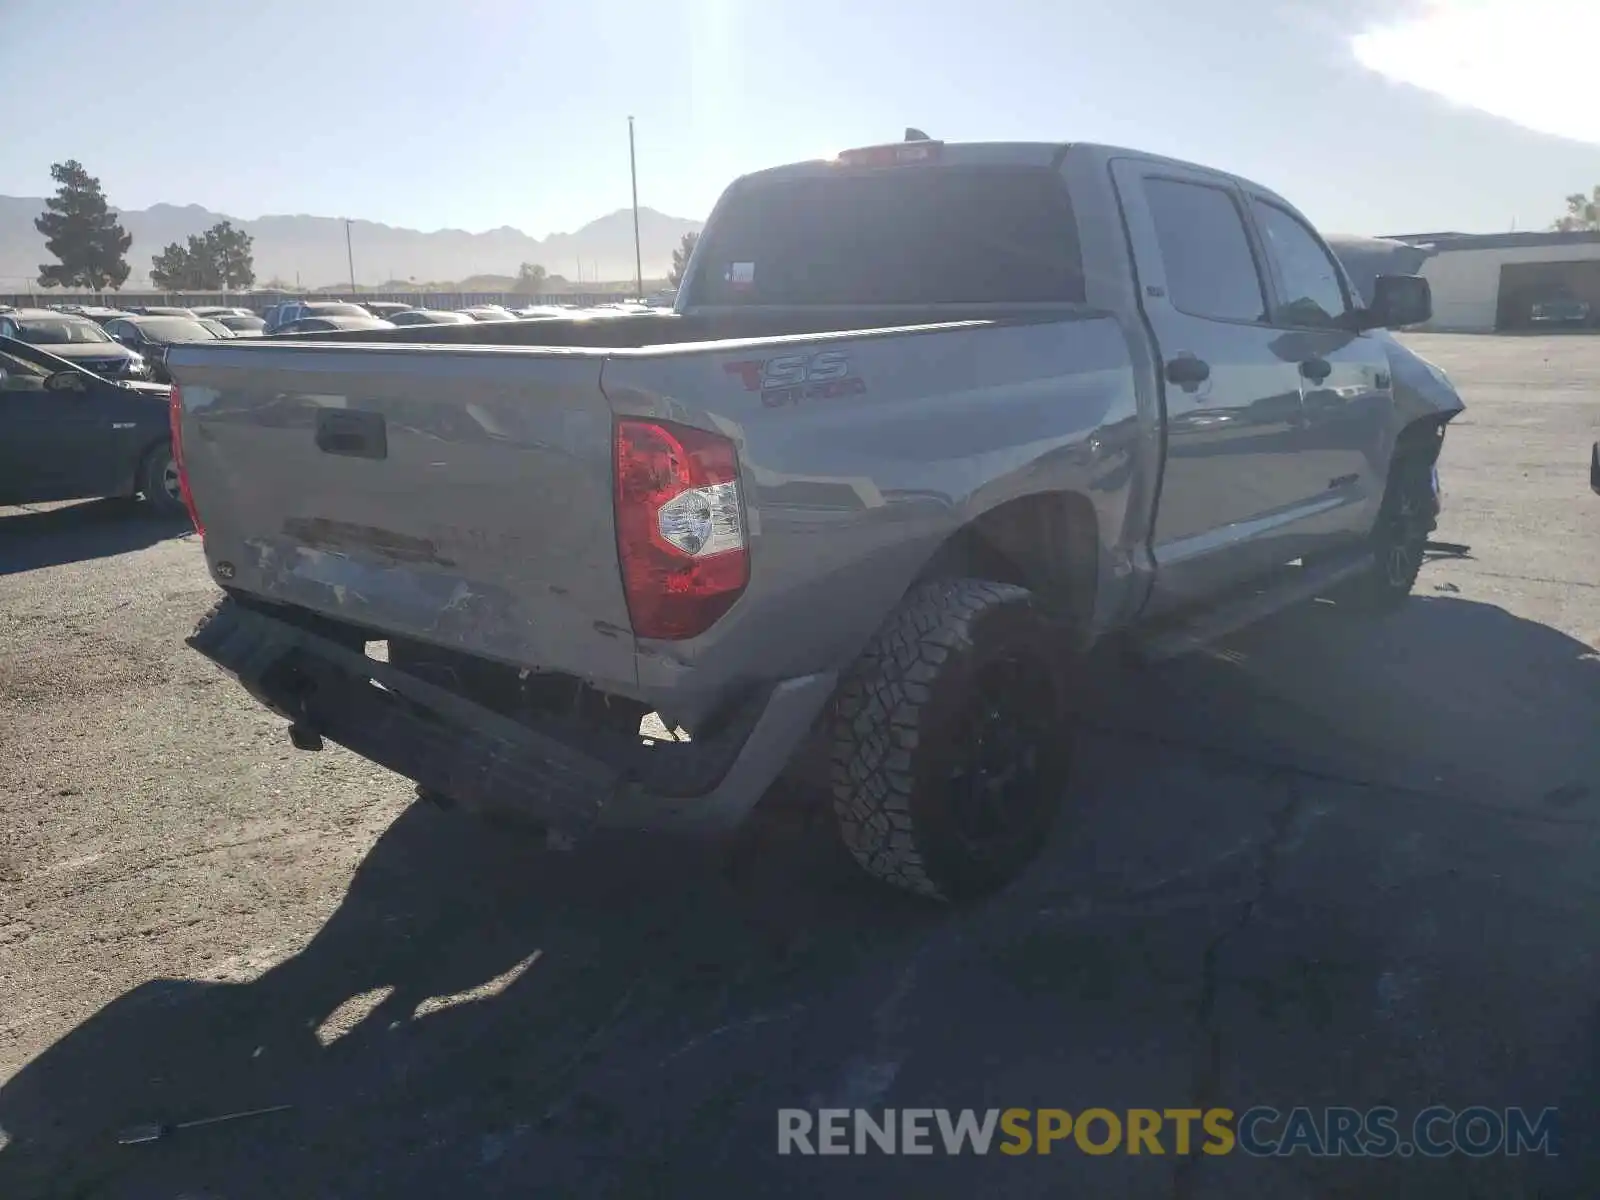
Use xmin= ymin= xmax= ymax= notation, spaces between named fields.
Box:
xmin=904 ymin=127 xmax=930 ymax=142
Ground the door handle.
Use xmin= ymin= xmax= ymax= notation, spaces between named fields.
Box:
xmin=1299 ymin=357 xmax=1332 ymax=383
xmin=1164 ymin=354 xmax=1211 ymax=393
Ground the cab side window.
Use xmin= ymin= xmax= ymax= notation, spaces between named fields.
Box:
xmin=1143 ymin=177 xmax=1268 ymax=323
xmin=1251 ymin=199 xmax=1349 ymax=329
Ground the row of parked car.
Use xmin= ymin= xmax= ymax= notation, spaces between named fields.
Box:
xmin=0 ymin=297 xmax=667 ymax=384
xmin=0 ymin=293 xmax=670 ymax=518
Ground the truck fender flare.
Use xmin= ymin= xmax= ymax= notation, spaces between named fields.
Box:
xmin=911 ymin=489 xmax=1100 ymax=640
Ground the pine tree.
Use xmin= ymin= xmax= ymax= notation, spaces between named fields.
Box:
xmin=668 ymin=231 xmax=699 ymax=288
xmin=35 ymin=160 xmax=132 ymax=291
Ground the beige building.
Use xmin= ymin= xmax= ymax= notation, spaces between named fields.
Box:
xmin=1386 ymin=230 xmax=1600 ymax=333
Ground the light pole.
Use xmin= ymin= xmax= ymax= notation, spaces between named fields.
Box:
xmin=345 ymin=219 xmax=357 ymax=295
xmin=628 ymin=116 xmax=643 ymax=300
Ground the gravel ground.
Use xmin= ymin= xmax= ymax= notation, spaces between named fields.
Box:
xmin=1 ymin=333 xmax=1598 ymax=1198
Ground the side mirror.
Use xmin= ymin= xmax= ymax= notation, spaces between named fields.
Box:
xmin=1360 ymin=274 xmax=1432 ymax=331
xmin=44 ymin=370 xmax=87 ymax=394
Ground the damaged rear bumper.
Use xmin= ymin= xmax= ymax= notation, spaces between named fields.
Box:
xmin=187 ymin=597 xmax=836 ymax=833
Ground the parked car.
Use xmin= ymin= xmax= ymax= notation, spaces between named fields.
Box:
xmin=171 ymin=134 xmax=1457 ymax=902
xmin=104 ymin=315 xmax=222 ymax=382
xmin=127 ymin=306 xmax=198 ymax=318
xmin=1529 ymin=299 xmax=1591 ymax=328
xmin=275 ymin=315 xmax=396 ymax=334
xmin=77 ymin=306 xmax=136 ymax=326
xmin=0 ymin=309 xmax=150 ymax=378
xmin=359 ymin=301 xmax=414 ymax=319
xmin=387 ymin=309 xmax=475 ymax=326
xmin=209 ymin=313 xmax=266 ymax=336
xmin=195 ymin=318 xmax=237 ymax=339
xmin=262 ymin=301 xmax=374 ymax=333
xmin=0 ymin=336 xmax=182 ymax=514
xmin=458 ymin=305 xmax=516 ymax=322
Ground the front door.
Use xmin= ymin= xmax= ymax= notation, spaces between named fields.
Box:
xmin=0 ymin=355 xmax=122 ymax=502
xmin=1110 ymin=160 xmax=1323 ymax=608
xmin=1245 ymin=193 xmax=1393 ymax=551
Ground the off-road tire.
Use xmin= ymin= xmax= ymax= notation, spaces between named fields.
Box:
xmin=828 ymin=578 xmax=1069 ymax=902
xmin=139 ymin=439 xmax=187 ymax=518
xmin=1334 ymin=455 xmax=1436 ymax=615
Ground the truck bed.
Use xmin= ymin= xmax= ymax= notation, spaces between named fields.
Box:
xmin=168 ymin=307 xmax=1140 ymax=718
xmin=276 ymin=306 xmax=1070 ymax=348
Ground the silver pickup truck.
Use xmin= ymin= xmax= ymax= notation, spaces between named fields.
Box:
xmin=170 ymin=135 xmax=1463 ymax=901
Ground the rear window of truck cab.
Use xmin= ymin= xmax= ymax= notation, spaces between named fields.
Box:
xmin=688 ymin=165 xmax=1086 ymax=307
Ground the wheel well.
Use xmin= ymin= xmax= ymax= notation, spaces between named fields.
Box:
xmin=1395 ymin=414 xmax=1449 ymax=470
xmin=133 ymin=436 xmax=171 ymax=489
xmin=914 ymin=492 xmax=1099 ymax=631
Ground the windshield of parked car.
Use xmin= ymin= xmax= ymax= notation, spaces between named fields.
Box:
xmin=306 ymin=303 xmax=370 ymax=318
xmin=135 ymin=318 xmax=216 ymax=342
xmin=689 ymin=166 xmax=1086 ymax=307
xmin=217 ymin=315 xmax=265 ymax=330
xmin=13 ymin=318 xmax=113 ymax=345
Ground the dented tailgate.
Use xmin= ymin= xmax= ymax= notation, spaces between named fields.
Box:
xmin=167 ymin=341 xmax=638 ymax=689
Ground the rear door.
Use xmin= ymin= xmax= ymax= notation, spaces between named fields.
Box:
xmin=1110 ymin=160 xmax=1322 ymax=599
xmin=1243 ymin=192 xmax=1393 ymax=543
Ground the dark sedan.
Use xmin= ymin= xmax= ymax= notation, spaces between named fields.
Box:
xmin=276 ymin=315 xmax=396 ymax=334
xmin=104 ymin=315 xmax=223 ymax=382
xmin=0 ymin=309 xmax=150 ymax=378
xmin=1530 ymin=300 xmax=1591 ymax=328
xmin=0 ymin=336 xmax=182 ymax=514
xmin=262 ymin=301 xmax=374 ymax=333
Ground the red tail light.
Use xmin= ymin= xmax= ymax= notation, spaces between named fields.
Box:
xmin=835 ymin=140 xmax=943 ymax=167
xmin=614 ymin=418 xmax=748 ymax=640
xmin=168 ymin=383 xmax=204 ymax=535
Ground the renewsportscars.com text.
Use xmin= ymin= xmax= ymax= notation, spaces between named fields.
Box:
xmin=777 ymin=1106 xmax=1558 ymax=1157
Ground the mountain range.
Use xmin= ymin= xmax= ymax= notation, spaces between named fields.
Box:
xmin=0 ymin=197 xmax=703 ymax=290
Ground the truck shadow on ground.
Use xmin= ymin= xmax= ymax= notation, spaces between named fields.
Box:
xmin=0 ymin=500 xmax=192 ymax=576
xmin=1 ymin=595 xmax=1597 ymax=1198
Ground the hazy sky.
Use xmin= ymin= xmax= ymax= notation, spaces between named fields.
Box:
xmin=3 ymin=0 xmax=1597 ymax=238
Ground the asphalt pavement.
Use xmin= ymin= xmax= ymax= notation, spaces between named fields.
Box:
xmin=0 ymin=333 xmax=1597 ymax=1198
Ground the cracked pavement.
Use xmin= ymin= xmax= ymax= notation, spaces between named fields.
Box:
xmin=1 ymin=333 xmax=1598 ymax=1198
